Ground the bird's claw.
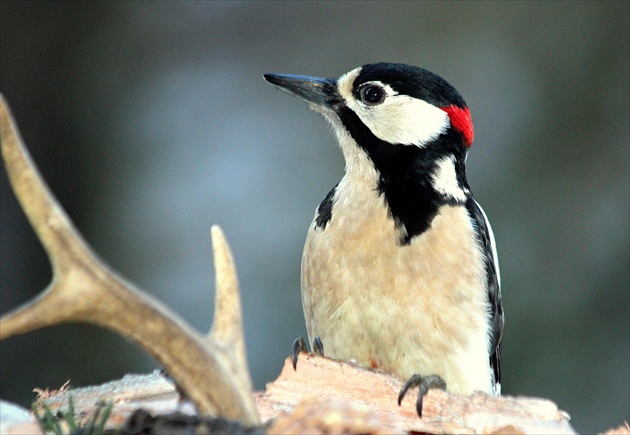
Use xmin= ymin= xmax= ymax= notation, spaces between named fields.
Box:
xmin=291 ymin=336 xmax=324 ymax=370
xmin=291 ymin=337 xmax=307 ymax=370
xmin=397 ymin=374 xmax=446 ymax=417
xmin=313 ymin=336 xmax=324 ymax=356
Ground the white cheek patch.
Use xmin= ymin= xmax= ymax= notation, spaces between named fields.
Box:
xmin=431 ymin=155 xmax=468 ymax=202
xmin=356 ymin=94 xmax=449 ymax=146
xmin=338 ymin=75 xmax=450 ymax=147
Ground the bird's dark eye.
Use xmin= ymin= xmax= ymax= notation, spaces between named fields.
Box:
xmin=358 ymin=84 xmax=386 ymax=105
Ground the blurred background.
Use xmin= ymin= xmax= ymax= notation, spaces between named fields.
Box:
xmin=1 ymin=1 xmax=628 ymax=432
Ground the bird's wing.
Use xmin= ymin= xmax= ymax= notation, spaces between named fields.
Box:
xmin=467 ymin=198 xmax=504 ymax=394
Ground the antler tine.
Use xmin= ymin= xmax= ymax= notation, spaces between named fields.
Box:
xmin=205 ymin=226 xmax=257 ymax=412
xmin=0 ymin=96 xmax=259 ymax=425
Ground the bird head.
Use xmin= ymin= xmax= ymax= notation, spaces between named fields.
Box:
xmin=264 ymin=63 xmax=474 ymax=157
xmin=265 ymin=63 xmax=475 ymax=242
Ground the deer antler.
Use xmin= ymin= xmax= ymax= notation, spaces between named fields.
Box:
xmin=0 ymin=95 xmax=259 ymax=425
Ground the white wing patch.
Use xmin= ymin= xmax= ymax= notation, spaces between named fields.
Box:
xmin=431 ymin=155 xmax=468 ymax=202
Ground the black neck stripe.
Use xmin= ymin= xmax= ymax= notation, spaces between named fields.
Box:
xmin=336 ymin=107 xmax=468 ymax=244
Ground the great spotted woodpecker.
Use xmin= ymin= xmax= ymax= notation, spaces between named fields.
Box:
xmin=264 ymin=63 xmax=503 ymax=416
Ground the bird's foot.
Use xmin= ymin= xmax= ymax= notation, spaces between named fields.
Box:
xmin=313 ymin=336 xmax=324 ymax=355
xmin=291 ymin=337 xmax=307 ymax=370
xmin=291 ymin=336 xmax=324 ymax=370
xmin=397 ymin=374 xmax=446 ymax=417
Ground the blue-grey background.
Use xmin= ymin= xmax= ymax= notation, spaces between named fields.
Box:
xmin=1 ymin=2 xmax=628 ymax=432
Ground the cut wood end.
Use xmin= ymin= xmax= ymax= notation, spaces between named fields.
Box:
xmin=256 ymin=353 xmax=577 ymax=434
xmin=267 ymin=397 xmax=405 ymax=434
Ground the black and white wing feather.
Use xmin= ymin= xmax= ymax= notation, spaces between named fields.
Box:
xmin=467 ymin=198 xmax=503 ymax=395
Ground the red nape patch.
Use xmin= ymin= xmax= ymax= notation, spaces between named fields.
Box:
xmin=442 ymin=105 xmax=474 ymax=147
xmin=370 ymin=357 xmax=381 ymax=369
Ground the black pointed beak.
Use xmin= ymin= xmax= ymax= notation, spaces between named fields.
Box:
xmin=264 ymin=73 xmax=336 ymax=106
